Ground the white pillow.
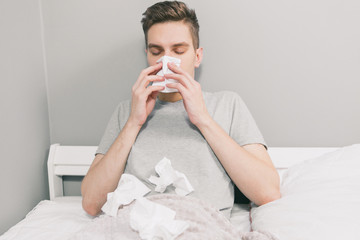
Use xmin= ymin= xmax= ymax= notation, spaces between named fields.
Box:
xmin=251 ymin=144 xmax=360 ymax=240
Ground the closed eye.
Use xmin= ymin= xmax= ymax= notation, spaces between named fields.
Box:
xmin=149 ymin=48 xmax=163 ymax=56
xmin=175 ymin=51 xmax=185 ymax=55
xmin=148 ymin=44 xmax=163 ymax=56
xmin=151 ymin=51 xmax=161 ymax=56
xmin=174 ymin=47 xmax=187 ymax=55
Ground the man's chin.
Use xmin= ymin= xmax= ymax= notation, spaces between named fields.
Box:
xmin=158 ymin=92 xmax=182 ymax=102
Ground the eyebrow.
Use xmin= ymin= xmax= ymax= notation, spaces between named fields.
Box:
xmin=148 ymin=44 xmax=162 ymax=49
xmin=148 ymin=42 xmax=190 ymax=49
xmin=172 ymin=42 xmax=190 ymax=48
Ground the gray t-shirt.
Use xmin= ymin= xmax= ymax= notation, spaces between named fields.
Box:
xmin=96 ymin=91 xmax=266 ymax=218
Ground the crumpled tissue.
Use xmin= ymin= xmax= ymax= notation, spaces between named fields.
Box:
xmin=149 ymin=157 xmax=194 ymax=196
xmin=153 ymin=55 xmax=181 ymax=93
xmin=130 ymin=197 xmax=189 ymax=240
xmin=101 ymin=173 xmax=151 ymax=217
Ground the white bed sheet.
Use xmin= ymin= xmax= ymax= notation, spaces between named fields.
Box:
xmin=0 ymin=197 xmax=251 ymax=240
xmin=0 ymin=197 xmax=92 ymax=240
xmin=251 ymin=145 xmax=360 ymax=240
xmin=230 ymin=203 xmax=251 ymax=232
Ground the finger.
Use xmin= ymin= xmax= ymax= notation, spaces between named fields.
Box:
xmin=163 ymin=73 xmax=191 ymax=89
xmin=144 ymin=61 xmax=163 ymax=76
xmin=144 ymin=85 xmax=165 ymax=96
xmin=149 ymin=89 xmax=159 ymax=100
xmin=165 ymin=82 xmax=186 ymax=94
xmin=140 ymin=75 xmax=165 ymax=89
xmin=167 ymin=62 xmax=194 ymax=84
xmin=133 ymin=62 xmax=163 ymax=89
xmin=148 ymin=62 xmax=163 ymax=76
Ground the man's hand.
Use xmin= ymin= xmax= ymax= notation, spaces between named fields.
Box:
xmin=128 ymin=62 xmax=165 ymax=126
xmin=165 ymin=62 xmax=210 ymax=127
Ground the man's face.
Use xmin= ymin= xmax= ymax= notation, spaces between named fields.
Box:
xmin=146 ymin=21 xmax=203 ymax=78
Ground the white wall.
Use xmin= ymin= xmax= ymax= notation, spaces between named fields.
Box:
xmin=0 ymin=0 xmax=50 ymax=234
xmin=42 ymin=0 xmax=360 ymax=147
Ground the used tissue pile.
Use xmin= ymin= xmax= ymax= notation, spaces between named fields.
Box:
xmin=101 ymin=157 xmax=193 ymax=239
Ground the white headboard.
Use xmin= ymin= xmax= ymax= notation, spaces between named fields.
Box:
xmin=47 ymin=144 xmax=96 ymax=200
xmin=47 ymin=143 xmax=338 ymax=200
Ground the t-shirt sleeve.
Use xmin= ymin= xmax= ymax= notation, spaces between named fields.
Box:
xmin=229 ymin=93 xmax=267 ymax=149
xmin=95 ymin=104 xmax=122 ymax=156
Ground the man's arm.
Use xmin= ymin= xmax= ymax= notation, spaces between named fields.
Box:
xmin=196 ymin=118 xmax=281 ymax=205
xmin=81 ymin=63 xmax=165 ymax=216
xmin=81 ymin=121 xmax=141 ymax=216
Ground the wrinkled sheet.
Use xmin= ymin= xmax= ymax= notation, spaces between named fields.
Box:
xmin=71 ymin=194 xmax=277 ymax=240
xmin=0 ymin=197 xmax=93 ymax=240
xmin=0 ymin=196 xmax=254 ymax=240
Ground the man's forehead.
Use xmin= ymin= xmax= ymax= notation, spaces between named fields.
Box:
xmin=147 ymin=21 xmax=194 ymax=48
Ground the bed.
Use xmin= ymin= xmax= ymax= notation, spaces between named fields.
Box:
xmin=1 ymin=143 xmax=359 ymax=239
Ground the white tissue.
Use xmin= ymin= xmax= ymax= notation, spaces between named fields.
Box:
xmin=101 ymin=174 xmax=151 ymax=217
xmin=130 ymin=197 xmax=189 ymax=240
xmin=149 ymin=157 xmax=194 ymax=196
xmin=153 ymin=55 xmax=181 ymax=93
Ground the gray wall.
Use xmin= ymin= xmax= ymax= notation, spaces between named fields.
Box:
xmin=0 ymin=0 xmax=50 ymax=234
xmin=42 ymin=0 xmax=360 ymax=148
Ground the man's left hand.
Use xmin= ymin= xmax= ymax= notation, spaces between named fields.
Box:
xmin=165 ymin=62 xmax=210 ymax=127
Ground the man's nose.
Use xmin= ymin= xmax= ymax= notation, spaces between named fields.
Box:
xmin=164 ymin=50 xmax=174 ymax=57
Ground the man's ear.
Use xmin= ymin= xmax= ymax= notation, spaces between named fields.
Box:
xmin=145 ymin=48 xmax=148 ymax=54
xmin=194 ymin=47 xmax=203 ymax=68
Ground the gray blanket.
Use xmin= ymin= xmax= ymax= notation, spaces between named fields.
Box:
xmin=71 ymin=194 xmax=277 ymax=240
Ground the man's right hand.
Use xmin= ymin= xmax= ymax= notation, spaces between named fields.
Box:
xmin=128 ymin=62 xmax=165 ymax=126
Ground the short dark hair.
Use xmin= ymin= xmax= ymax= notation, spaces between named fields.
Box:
xmin=141 ymin=1 xmax=200 ymax=49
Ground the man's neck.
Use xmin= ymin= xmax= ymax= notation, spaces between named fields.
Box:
xmin=158 ymin=92 xmax=183 ymax=102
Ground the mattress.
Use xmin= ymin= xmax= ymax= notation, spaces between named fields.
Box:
xmin=0 ymin=197 xmax=251 ymax=240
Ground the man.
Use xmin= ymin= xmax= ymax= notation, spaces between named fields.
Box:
xmin=81 ymin=1 xmax=281 ymax=218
